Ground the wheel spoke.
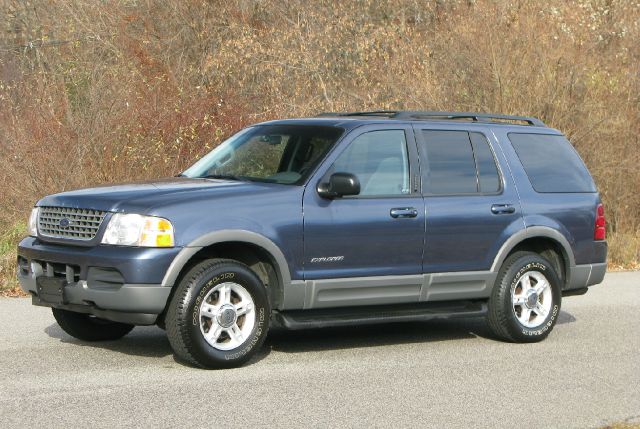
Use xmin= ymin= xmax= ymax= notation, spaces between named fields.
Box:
xmin=519 ymin=308 xmax=531 ymax=324
xmin=520 ymin=275 xmax=532 ymax=292
xmin=513 ymin=295 xmax=527 ymax=306
xmin=534 ymin=279 xmax=549 ymax=295
xmin=206 ymin=324 xmax=223 ymax=343
xmin=218 ymin=284 xmax=231 ymax=305
xmin=200 ymin=303 xmax=217 ymax=319
xmin=227 ymin=324 xmax=243 ymax=343
xmin=534 ymin=303 xmax=548 ymax=318
xmin=235 ymin=301 xmax=253 ymax=316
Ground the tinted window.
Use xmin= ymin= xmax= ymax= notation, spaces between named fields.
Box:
xmin=331 ymin=130 xmax=410 ymax=196
xmin=470 ymin=132 xmax=500 ymax=193
xmin=422 ymin=130 xmax=478 ymax=194
xmin=509 ymin=133 xmax=596 ymax=193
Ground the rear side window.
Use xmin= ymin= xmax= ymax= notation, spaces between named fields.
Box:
xmin=421 ymin=130 xmax=501 ymax=194
xmin=508 ymin=133 xmax=596 ymax=193
xmin=470 ymin=133 xmax=501 ymax=193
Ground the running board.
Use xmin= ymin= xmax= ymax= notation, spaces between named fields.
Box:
xmin=272 ymin=301 xmax=487 ymax=330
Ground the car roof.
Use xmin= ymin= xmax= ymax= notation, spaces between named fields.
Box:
xmin=256 ymin=116 xmax=561 ymax=134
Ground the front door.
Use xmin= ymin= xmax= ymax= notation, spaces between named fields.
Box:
xmin=302 ymin=125 xmax=425 ymax=308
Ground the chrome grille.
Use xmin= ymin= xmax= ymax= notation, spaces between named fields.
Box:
xmin=38 ymin=206 xmax=107 ymax=241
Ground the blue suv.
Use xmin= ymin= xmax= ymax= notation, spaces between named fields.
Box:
xmin=17 ymin=111 xmax=607 ymax=368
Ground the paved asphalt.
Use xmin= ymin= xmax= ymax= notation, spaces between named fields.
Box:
xmin=0 ymin=272 xmax=638 ymax=428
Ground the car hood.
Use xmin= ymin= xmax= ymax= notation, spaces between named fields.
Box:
xmin=37 ymin=177 xmax=290 ymax=213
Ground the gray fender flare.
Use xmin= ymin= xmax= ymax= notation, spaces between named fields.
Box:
xmin=161 ymin=230 xmax=292 ymax=292
xmin=490 ymin=226 xmax=576 ymax=273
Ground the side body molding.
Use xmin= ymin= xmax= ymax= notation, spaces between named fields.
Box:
xmin=162 ymin=226 xmax=580 ymax=312
xmin=161 ymin=230 xmax=292 ymax=299
xmin=490 ymin=226 xmax=576 ymax=272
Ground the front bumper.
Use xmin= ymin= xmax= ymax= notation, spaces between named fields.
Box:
xmin=17 ymin=237 xmax=182 ymax=325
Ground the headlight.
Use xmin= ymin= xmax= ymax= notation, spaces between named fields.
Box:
xmin=101 ymin=214 xmax=174 ymax=247
xmin=28 ymin=207 xmax=39 ymax=236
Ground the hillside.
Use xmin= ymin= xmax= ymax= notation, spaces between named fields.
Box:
xmin=1 ymin=0 xmax=639 ymax=288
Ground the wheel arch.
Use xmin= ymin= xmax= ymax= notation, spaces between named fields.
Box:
xmin=491 ymin=226 xmax=575 ymax=287
xmin=162 ymin=230 xmax=292 ymax=309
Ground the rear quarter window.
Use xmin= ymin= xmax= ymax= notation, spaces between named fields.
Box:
xmin=508 ymin=133 xmax=596 ymax=193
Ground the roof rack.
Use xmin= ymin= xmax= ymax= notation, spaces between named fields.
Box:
xmin=317 ymin=110 xmax=398 ymax=118
xmin=317 ymin=110 xmax=546 ymax=127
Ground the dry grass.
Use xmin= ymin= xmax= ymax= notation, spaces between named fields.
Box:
xmin=0 ymin=223 xmax=24 ymax=293
xmin=608 ymin=231 xmax=640 ymax=270
xmin=0 ymin=0 xmax=638 ymax=290
xmin=601 ymin=423 xmax=640 ymax=429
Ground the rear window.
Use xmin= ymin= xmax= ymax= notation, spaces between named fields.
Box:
xmin=509 ymin=133 xmax=596 ymax=193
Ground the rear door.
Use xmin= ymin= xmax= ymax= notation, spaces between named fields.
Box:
xmin=414 ymin=126 xmax=524 ymax=275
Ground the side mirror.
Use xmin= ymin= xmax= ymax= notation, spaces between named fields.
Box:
xmin=317 ymin=172 xmax=360 ymax=199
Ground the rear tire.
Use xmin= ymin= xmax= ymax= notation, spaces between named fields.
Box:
xmin=165 ymin=258 xmax=270 ymax=369
xmin=52 ymin=308 xmax=134 ymax=341
xmin=487 ymin=251 xmax=562 ymax=343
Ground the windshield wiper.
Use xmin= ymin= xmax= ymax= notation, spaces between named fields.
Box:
xmin=200 ymin=174 xmax=248 ymax=182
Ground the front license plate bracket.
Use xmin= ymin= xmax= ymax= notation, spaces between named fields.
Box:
xmin=36 ymin=277 xmax=67 ymax=305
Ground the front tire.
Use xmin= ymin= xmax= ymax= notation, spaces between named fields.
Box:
xmin=487 ymin=251 xmax=562 ymax=342
xmin=52 ymin=308 xmax=134 ymax=341
xmin=166 ymin=258 xmax=270 ymax=369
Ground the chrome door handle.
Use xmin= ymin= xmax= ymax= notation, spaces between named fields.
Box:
xmin=491 ymin=204 xmax=516 ymax=214
xmin=390 ymin=207 xmax=418 ymax=218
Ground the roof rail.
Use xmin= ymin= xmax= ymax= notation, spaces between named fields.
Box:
xmin=316 ymin=110 xmax=546 ymax=127
xmin=316 ymin=110 xmax=398 ymax=118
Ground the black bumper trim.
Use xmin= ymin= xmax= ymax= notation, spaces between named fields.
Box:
xmin=32 ymin=296 xmax=159 ymax=325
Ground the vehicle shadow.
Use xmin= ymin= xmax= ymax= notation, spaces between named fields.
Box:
xmin=44 ymin=323 xmax=173 ymax=359
xmin=556 ymin=310 xmax=576 ymax=325
xmin=44 ymin=310 xmax=577 ymax=364
xmin=263 ymin=317 xmax=490 ymax=355
xmin=263 ymin=309 xmax=577 ymax=354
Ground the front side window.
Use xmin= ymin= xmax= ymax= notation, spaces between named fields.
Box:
xmin=182 ymin=125 xmax=343 ymax=184
xmin=328 ymin=130 xmax=410 ymax=196
xmin=421 ymin=130 xmax=501 ymax=195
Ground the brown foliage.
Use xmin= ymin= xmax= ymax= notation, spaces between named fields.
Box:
xmin=0 ymin=0 xmax=638 ymax=277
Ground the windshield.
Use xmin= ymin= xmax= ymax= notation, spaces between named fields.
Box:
xmin=182 ymin=125 xmax=344 ymax=184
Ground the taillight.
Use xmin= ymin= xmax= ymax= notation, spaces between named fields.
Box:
xmin=594 ymin=203 xmax=606 ymax=240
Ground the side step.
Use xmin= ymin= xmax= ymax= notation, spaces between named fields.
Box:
xmin=272 ymin=301 xmax=487 ymax=330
